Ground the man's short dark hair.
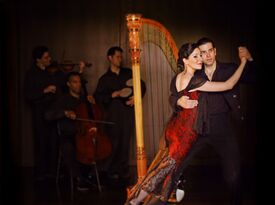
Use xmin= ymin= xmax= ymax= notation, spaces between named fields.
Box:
xmin=197 ymin=37 xmax=216 ymax=48
xmin=107 ymin=46 xmax=123 ymax=57
xmin=67 ymin=71 xmax=81 ymax=82
xmin=32 ymin=46 xmax=48 ymax=61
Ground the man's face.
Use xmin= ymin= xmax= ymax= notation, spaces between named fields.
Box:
xmin=199 ymin=42 xmax=216 ymax=66
xmin=37 ymin=52 xmax=51 ymax=67
xmin=108 ymin=51 xmax=122 ymax=67
xmin=67 ymin=75 xmax=82 ymax=95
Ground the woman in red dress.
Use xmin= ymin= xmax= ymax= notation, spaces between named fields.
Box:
xmin=125 ymin=42 xmax=247 ymax=205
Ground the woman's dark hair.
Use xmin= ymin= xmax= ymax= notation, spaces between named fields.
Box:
xmin=32 ymin=46 xmax=48 ymax=61
xmin=107 ymin=46 xmax=123 ymax=57
xmin=177 ymin=42 xmax=198 ymax=71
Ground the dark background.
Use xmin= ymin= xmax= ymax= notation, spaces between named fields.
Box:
xmin=1 ymin=0 xmax=260 ymax=204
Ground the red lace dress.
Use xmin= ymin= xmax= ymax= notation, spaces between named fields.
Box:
xmin=165 ymin=88 xmax=199 ymax=163
xmin=127 ymin=75 xmax=207 ymax=202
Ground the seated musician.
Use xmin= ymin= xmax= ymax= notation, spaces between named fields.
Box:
xmin=45 ymin=71 xmax=96 ymax=191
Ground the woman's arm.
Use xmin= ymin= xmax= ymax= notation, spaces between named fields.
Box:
xmin=192 ymin=58 xmax=247 ymax=92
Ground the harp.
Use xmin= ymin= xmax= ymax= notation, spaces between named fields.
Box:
xmin=126 ymin=14 xmax=179 ymax=181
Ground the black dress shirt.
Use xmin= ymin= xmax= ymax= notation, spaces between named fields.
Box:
xmin=45 ymin=93 xmax=81 ymax=137
xmin=170 ymin=61 xmax=256 ymax=120
xmin=94 ymin=67 xmax=146 ymax=111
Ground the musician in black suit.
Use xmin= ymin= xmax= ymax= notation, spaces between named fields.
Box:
xmin=45 ymin=72 xmax=94 ymax=191
xmin=165 ymin=37 xmax=256 ymax=205
xmin=94 ymin=46 xmax=146 ymax=180
xmin=24 ymin=46 xmax=66 ymax=180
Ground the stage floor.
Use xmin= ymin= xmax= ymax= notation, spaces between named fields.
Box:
xmin=5 ymin=165 xmax=256 ymax=205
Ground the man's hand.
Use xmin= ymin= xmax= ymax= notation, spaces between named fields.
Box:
xmin=88 ymin=127 xmax=97 ymax=133
xmin=87 ymin=95 xmax=95 ymax=104
xmin=111 ymin=90 xmax=122 ymax=98
xmin=177 ymin=95 xmax=198 ymax=109
xmin=126 ymin=96 xmax=134 ymax=106
xmin=64 ymin=110 xmax=76 ymax=120
xmin=238 ymin=47 xmax=253 ymax=61
xmin=78 ymin=61 xmax=86 ymax=74
xmin=43 ymin=85 xmax=57 ymax=93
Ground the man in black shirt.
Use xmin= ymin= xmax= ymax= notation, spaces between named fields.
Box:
xmin=45 ymin=72 xmax=95 ymax=191
xmin=94 ymin=46 xmax=146 ymax=180
xmin=24 ymin=46 xmax=66 ymax=180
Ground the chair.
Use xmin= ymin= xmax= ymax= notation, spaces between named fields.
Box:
xmin=55 ymin=123 xmax=102 ymax=201
xmin=56 ymin=147 xmax=74 ymax=201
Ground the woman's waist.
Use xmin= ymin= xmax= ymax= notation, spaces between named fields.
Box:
xmin=178 ymin=107 xmax=198 ymax=116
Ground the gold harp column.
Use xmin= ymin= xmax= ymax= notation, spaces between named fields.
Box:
xmin=126 ymin=14 xmax=147 ymax=180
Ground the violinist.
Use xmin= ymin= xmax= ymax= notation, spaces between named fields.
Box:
xmin=24 ymin=46 xmax=66 ymax=181
xmin=47 ymin=60 xmax=93 ymax=100
xmin=45 ymin=72 xmax=94 ymax=191
xmin=94 ymin=46 xmax=146 ymax=181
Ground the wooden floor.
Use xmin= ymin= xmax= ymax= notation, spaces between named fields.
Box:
xmin=3 ymin=166 xmax=257 ymax=205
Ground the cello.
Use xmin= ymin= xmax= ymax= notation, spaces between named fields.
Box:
xmin=74 ymin=77 xmax=112 ymax=165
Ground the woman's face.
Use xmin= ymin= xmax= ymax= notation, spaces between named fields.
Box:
xmin=184 ymin=48 xmax=203 ymax=70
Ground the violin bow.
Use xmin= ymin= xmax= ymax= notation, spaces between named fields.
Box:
xmin=75 ymin=118 xmax=115 ymax=125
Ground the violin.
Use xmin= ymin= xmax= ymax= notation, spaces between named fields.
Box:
xmin=46 ymin=60 xmax=92 ymax=74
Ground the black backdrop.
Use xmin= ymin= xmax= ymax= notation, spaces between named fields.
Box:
xmin=1 ymin=0 xmax=260 ymax=203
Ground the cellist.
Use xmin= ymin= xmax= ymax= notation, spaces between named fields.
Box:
xmin=45 ymin=72 xmax=95 ymax=191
